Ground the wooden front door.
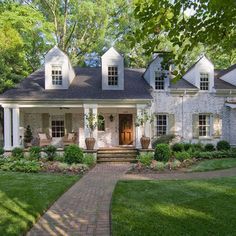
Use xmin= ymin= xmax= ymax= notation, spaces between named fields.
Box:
xmin=119 ymin=114 xmax=133 ymax=145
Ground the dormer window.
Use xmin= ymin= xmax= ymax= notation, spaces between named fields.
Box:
xmin=155 ymin=71 xmax=165 ymax=90
xmin=108 ymin=66 xmax=118 ymax=85
xmin=52 ymin=65 xmax=62 ymax=85
xmin=200 ymin=73 xmax=209 ymax=90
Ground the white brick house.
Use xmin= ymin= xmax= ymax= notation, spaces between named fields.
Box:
xmin=0 ymin=46 xmax=236 ymax=150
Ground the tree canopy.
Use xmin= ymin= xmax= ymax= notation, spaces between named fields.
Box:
xmin=0 ymin=0 xmax=236 ymax=92
xmin=133 ymin=0 xmax=236 ymax=76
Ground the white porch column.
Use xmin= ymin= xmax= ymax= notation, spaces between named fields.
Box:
xmin=136 ymin=104 xmax=146 ymax=148
xmin=83 ymin=104 xmax=98 ymax=149
xmin=12 ymin=107 xmax=20 ymax=147
xmin=84 ymin=107 xmax=90 ymax=139
xmin=4 ymin=107 xmax=12 ymax=150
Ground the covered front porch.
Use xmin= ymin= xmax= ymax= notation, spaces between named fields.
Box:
xmin=2 ymin=102 xmax=152 ymax=151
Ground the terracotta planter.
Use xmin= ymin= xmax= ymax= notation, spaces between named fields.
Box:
xmin=85 ymin=137 xmax=96 ymax=150
xmin=140 ymin=136 xmax=150 ymax=149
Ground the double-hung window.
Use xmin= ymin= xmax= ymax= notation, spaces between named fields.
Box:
xmin=156 ymin=114 xmax=167 ymax=136
xmin=199 ymin=114 xmax=211 ymax=137
xmin=51 ymin=115 xmax=64 ymax=137
xmin=52 ymin=65 xmax=62 ymax=85
xmin=200 ymin=73 xmax=209 ymax=90
xmin=155 ymin=71 xmax=165 ymax=90
xmin=108 ymin=66 xmax=118 ymax=85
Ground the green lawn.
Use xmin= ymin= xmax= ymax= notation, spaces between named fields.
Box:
xmin=0 ymin=171 xmax=80 ymax=236
xmin=112 ymin=178 xmax=236 ymax=236
xmin=189 ymin=158 xmax=236 ymax=172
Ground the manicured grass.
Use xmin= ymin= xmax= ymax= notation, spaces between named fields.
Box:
xmin=189 ymin=158 xmax=236 ymax=172
xmin=112 ymin=178 xmax=236 ymax=236
xmin=0 ymin=171 xmax=80 ymax=236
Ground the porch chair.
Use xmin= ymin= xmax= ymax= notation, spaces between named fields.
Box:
xmin=38 ymin=133 xmax=52 ymax=147
xmin=63 ymin=132 xmax=77 ymax=146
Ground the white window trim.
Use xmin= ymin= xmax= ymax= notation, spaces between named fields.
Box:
xmin=108 ymin=65 xmax=119 ymax=86
xmin=50 ymin=115 xmax=65 ymax=138
xmin=198 ymin=113 xmax=213 ymax=139
xmin=154 ymin=71 xmax=165 ymax=90
xmin=155 ymin=114 xmax=168 ymax=136
xmin=199 ymin=72 xmax=209 ymax=91
xmin=51 ymin=64 xmax=63 ymax=87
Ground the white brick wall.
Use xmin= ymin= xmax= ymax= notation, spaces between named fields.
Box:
xmin=152 ymin=91 xmax=228 ymax=144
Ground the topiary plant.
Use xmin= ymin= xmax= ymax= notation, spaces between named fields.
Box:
xmin=24 ymin=125 xmax=33 ymax=144
xmin=154 ymin=144 xmax=171 ymax=162
xmin=64 ymin=144 xmax=83 ymax=164
xmin=217 ymin=140 xmax=230 ymax=151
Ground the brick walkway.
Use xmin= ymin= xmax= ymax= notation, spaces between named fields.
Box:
xmin=27 ymin=163 xmax=130 ymax=236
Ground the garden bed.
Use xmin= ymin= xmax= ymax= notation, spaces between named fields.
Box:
xmin=0 ymin=144 xmax=96 ymax=175
xmin=131 ymin=140 xmax=236 ymax=174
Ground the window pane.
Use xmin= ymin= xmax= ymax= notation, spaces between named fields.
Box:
xmin=51 ymin=116 xmax=64 ymax=138
xmin=108 ymin=66 xmax=118 ymax=86
xmin=52 ymin=65 xmax=62 ymax=85
xmin=155 ymin=71 xmax=165 ymax=90
xmin=156 ymin=115 xmax=167 ymax=136
xmin=198 ymin=114 xmax=210 ymax=137
xmin=200 ymin=73 xmax=209 ymax=90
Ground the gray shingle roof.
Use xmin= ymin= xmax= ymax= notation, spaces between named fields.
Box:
xmin=0 ymin=67 xmax=153 ymax=101
xmin=169 ymin=78 xmax=198 ymax=89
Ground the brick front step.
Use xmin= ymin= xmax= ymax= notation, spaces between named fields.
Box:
xmin=97 ymin=147 xmax=137 ymax=163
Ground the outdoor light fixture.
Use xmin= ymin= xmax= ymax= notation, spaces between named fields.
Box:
xmin=109 ymin=114 xmax=114 ymax=122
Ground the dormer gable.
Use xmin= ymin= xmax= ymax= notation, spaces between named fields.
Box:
xmin=183 ymin=55 xmax=214 ymax=91
xmin=101 ymin=47 xmax=124 ymax=90
xmin=45 ymin=45 xmax=75 ymax=90
xmin=143 ymin=54 xmax=170 ymax=91
xmin=219 ymin=64 xmax=236 ymax=86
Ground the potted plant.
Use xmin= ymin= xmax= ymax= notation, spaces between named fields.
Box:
xmin=84 ymin=111 xmax=98 ymax=150
xmin=24 ymin=125 xmax=33 ymax=148
xmin=135 ymin=110 xmax=154 ymax=149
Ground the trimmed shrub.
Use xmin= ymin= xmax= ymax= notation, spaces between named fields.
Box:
xmin=154 ymin=144 xmax=171 ymax=162
xmin=43 ymin=145 xmax=57 ymax=161
xmin=152 ymin=134 xmax=175 ymax=148
xmin=12 ymin=147 xmax=24 ymax=159
xmin=174 ymin=151 xmax=191 ymax=161
xmin=217 ymin=140 xmax=230 ymax=151
xmin=204 ymin=143 xmax=215 ymax=152
xmin=172 ymin=143 xmax=184 ymax=152
xmin=137 ymin=153 xmax=153 ymax=167
xmin=82 ymin=154 xmax=96 ymax=167
xmin=29 ymin=146 xmax=41 ymax=160
xmin=64 ymin=144 xmax=83 ymax=164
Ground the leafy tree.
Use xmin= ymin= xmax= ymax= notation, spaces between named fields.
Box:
xmin=133 ymin=0 xmax=236 ymax=74
xmin=29 ymin=0 xmax=109 ymax=65
xmin=0 ymin=2 xmax=54 ymax=92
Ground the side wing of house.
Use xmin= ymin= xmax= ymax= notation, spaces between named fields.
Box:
xmin=144 ymin=54 xmax=236 ymax=145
